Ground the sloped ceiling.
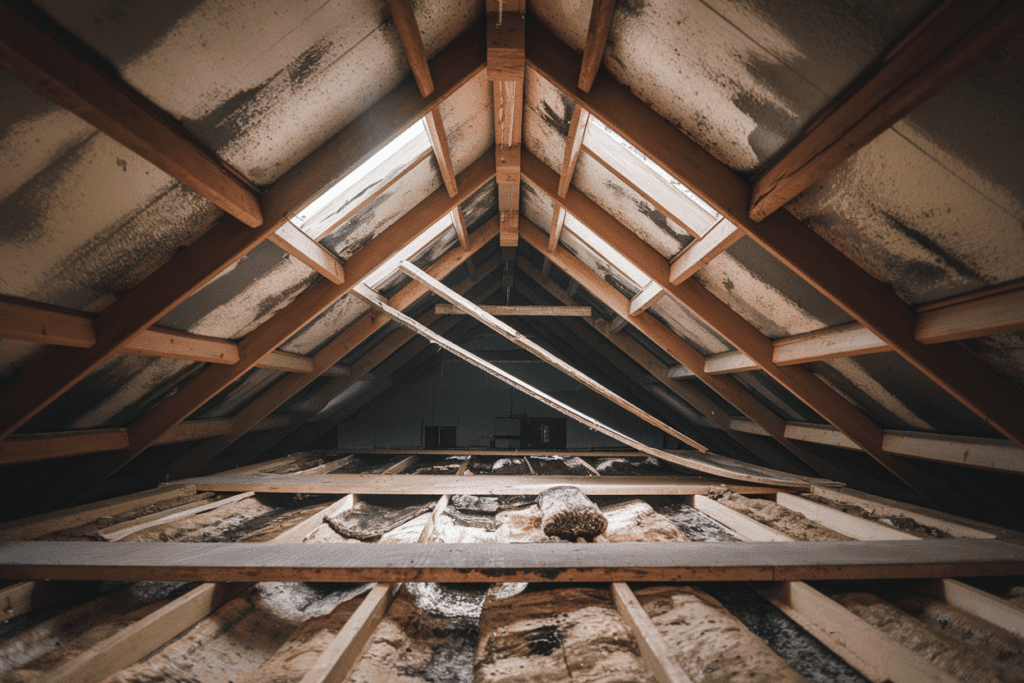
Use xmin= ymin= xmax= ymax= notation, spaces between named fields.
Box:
xmin=0 ymin=0 xmax=1022 ymax=525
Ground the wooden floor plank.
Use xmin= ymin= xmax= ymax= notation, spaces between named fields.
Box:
xmin=1 ymin=539 xmax=1021 ymax=584
xmin=173 ymin=473 xmax=792 ymax=495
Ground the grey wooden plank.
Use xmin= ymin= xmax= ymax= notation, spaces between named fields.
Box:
xmin=170 ymin=474 xmax=795 ymax=495
xmin=0 ymin=539 xmax=1020 ymax=583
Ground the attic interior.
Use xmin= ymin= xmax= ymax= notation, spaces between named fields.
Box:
xmin=1 ymin=0 xmax=1024 ymax=680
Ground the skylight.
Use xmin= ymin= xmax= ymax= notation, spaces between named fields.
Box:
xmin=291 ymin=119 xmax=430 ymax=229
xmin=589 ymin=118 xmax=721 ymax=221
xmin=563 ymin=212 xmax=654 ymax=289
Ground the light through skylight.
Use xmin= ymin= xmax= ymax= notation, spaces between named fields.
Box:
xmin=590 ymin=119 xmax=720 ymax=220
xmin=292 ymin=119 xmax=429 ymax=227
xmin=563 ymin=213 xmax=653 ymax=289
xmin=361 ymin=212 xmax=455 ymax=289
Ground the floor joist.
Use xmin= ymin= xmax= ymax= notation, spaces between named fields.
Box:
xmin=2 ymin=538 xmax=1020 ymax=584
xmin=168 ymin=473 xmax=792 ymax=495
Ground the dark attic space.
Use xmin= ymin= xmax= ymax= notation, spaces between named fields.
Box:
xmin=1 ymin=0 xmax=1024 ymax=681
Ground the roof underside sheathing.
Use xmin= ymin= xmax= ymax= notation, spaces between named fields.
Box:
xmin=0 ymin=0 xmax=1022 ymax=523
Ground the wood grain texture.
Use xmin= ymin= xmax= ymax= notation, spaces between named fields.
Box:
xmin=385 ymin=0 xmax=433 ymax=96
xmin=525 ymin=17 xmax=1024 ymax=455
xmin=161 ymin=220 xmax=499 ymax=480
xmin=400 ymin=259 xmax=707 ymax=451
xmin=176 ymin=473 xmax=791 ymax=495
xmin=2 ymin=539 xmax=1021 ymax=583
xmin=0 ymin=2 xmax=261 ymax=226
xmin=0 ymin=24 xmax=485 ymax=444
xmin=41 ymin=154 xmax=493 ymax=508
xmin=578 ymin=0 xmax=617 ymax=91
xmin=749 ymin=0 xmax=1024 ymax=221
xmin=522 ymin=147 xmax=963 ymax=511
xmin=434 ymin=304 xmax=592 ymax=316
xmin=519 ymin=219 xmax=845 ymax=480
xmin=269 ymin=222 xmax=345 ymax=283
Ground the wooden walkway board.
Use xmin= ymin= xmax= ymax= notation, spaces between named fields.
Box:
xmin=171 ymin=474 xmax=793 ymax=495
xmin=1 ymin=539 xmax=1021 ymax=584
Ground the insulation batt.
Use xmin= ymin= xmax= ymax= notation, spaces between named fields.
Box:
xmin=537 ymin=486 xmax=607 ymax=541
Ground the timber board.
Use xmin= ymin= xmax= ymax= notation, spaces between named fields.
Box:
xmin=0 ymin=539 xmax=1021 ymax=584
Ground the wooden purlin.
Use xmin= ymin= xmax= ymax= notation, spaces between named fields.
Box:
xmin=0 ymin=298 xmax=317 ymax=371
xmin=519 ymin=219 xmax=849 ymax=482
xmin=512 ymin=267 xmax=829 ymax=475
xmin=203 ymin=270 xmax=504 ymax=474
xmin=400 ymin=259 xmax=709 ymax=452
xmin=521 ymin=149 xmax=967 ymax=512
xmin=489 ymin=7 xmax=525 ymax=248
xmin=669 ymin=282 xmax=1024 ymax=373
xmin=161 ymin=222 xmax=501 ymax=479
xmin=354 ymin=281 xmax=830 ymax=488
xmin=748 ymin=0 xmax=1024 ymax=222
xmin=2 ymin=538 xmax=1022 ymax=584
xmin=0 ymin=23 xmax=487 ymax=444
xmin=0 ymin=2 xmax=261 ymax=227
xmin=525 ymin=18 xmax=1024 ymax=453
xmin=39 ymin=155 xmax=495 ymax=509
xmin=577 ymin=0 xmax=618 ymax=93
xmin=731 ymin=418 xmax=1024 ymax=476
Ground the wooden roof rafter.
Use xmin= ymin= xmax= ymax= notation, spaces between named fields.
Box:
xmin=38 ymin=151 xmax=495 ymax=509
xmin=523 ymin=151 xmax=969 ymax=511
xmin=525 ymin=18 xmax=1024 ymax=455
xmin=748 ymin=0 xmax=1024 ymax=222
xmin=518 ymin=219 xmax=847 ymax=482
xmin=0 ymin=1 xmax=262 ymax=227
xmin=0 ymin=20 xmax=487 ymax=444
xmin=512 ymin=259 xmax=834 ymax=476
xmin=165 ymin=247 xmax=505 ymax=479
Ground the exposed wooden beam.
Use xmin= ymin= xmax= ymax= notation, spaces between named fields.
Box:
xmin=42 ymin=155 xmax=494 ymax=507
xmin=0 ymin=485 xmax=194 ymax=541
xmin=384 ymin=0 xmax=433 ymax=97
xmin=300 ymin=583 xmax=399 ymax=683
xmin=0 ymin=2 xmax=262 ymax=227
xmin=499 ymin=209 xmax=520 ymax=247
xmin=731 ymin=418 xmax=1024 ymax=475
xmin=610 ymin=579 xmax=694 ymax=683
xmin=578 ymin=0 xmax=617 ymax=92
xmin=2 ymin=538 xmax=1022 ymax=584
xmin=522 ymin=147 xmax=965 ymax=511
xmin=98 ymin=492 xmax=252 ymax=542
xmin=452 ymin=207 xmax=470 ymax=249
xmin=435 ymin=304 xmax=592 ymax=316
xmin=401 ymin=259 xmax=708 ymax=451
xmin=0 ymin=24 xmax=486 ymax=443
xmin=161 ymin=225 xmax=501 ymax=480
xmin=582 ymin=122 xmax=710 ymax=238
xmin=179 ymin=473 xmax=786 ymax=495
xmin=35 ymin=489 xmax=357 ymax=683
xmin=670 ymin=278 xmax=1024 ymax=374
xmin=749 ymin=0 xmax=1024 ymax=222
xmin=425 ymin=107 xmax=459 ymax=196
xmin=559 ymin=108 xmax=590 ymax=197
xmin=548 ymin=206 xmax=567 ymax=251
xmin=201 ymin=270 xmax=503 ymax=475
xmin=519 ymin=219 xmax=847 ymax=481
xmin=515 ymin=260 xmax=830 ymax=474
xmin=0 ymin=412 xmax=300 ymax=466
xmin=668 ymin=219 xmax=740 ymax=284
xmin=355 ymin=281 xmax=824 ymax=487
xmin=628 ymin=282 xmax=665 ymax=316
xmin=0 ymin=297 xmax=325 ymax=370
xmin=526 ymin=18 xmax=1024 ymax=454
xmin=269 ymin=222 xmax=345 ymax=283
xmin=757 ymin=581 xmax=958 ymax=683
xmin=489 ymin=8 xmax=525 ymax=252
